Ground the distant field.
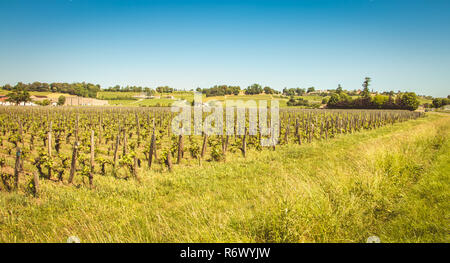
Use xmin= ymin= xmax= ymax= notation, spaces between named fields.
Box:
xmin=99 ymin=93 xmax=291 ymax=107
xmin=0 ymin=89 xmax=72 ymax=99
xmin=418 ymin=97 xmax=433 ymax=105
xmin=101 ymin=93 xmax=329 ymax=108
xmin=107 ymin=98 xmax=180 ymax=107
xmin=198 ymin=94 xmax=291 ymax=108
xmin=96 ymin=91 xmax=140 ymax=100
xmin=137 ymin=98 xmax=182 ymax=107
xmin=97 ymin=91 xmax=195 ymax=106
xmin=106 ymin=99 xmax=139 ymax=105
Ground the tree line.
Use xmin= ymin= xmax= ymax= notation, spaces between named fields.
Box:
xmin=4 ymin=84 xmax=68 ymax=106
xmin=243 ymin=84 xmax=280 ymax=95
xmin=427 ymin=97 xmax=450 ymax=109
xmin=1 ymin=82 xmax=100 ymax=98
xmin=282 ymin=87 xmax=317 ymax=96
xmin=104 ymin=85 xmax=176 ymax=94
xmin=326 ymin=78 xmax=420 ymax=111
xmin=198 ymin=84 xmax=281 ymax=97
xmin=197 ymin=85 xmax=241 ymax=97
xmin=287 ymin=97 xmax=320 ymax=108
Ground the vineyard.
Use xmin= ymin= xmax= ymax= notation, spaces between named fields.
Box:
xmin=0 ymin=106 xmax=448 ymax=242
xmin=0 ymin=107 xmax=423 ymax=193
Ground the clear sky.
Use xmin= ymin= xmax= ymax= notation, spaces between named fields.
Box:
xmin=0 ymin=0 xmax=449 ymax=97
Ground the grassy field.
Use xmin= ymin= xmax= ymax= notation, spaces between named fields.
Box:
xmin=0 ymin=89 xmax=71 ymax=99
xmin=203 ymin=94 xmax=290 ymax=107
xmin=418 ymin=96 xmax=433 ymax=105
xmin=101 ymin=93 xmax=292 ymax=107
xmin=96 ymin=91 xmax=141 ymax=100
xmin=0 ymin=113 xmax=448 ymax=243
xmin=97 ymin=91 xmax=195 ymax=107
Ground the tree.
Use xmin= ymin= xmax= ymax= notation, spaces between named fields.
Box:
xmin=57 ymin=95 xmax=66 ymax=106
xmin=287 ymin=96 xmax=296 ymax=106
xmin=307 ymin=87 xmax=315 ymax=93
xmin=295 ymin=88 xmax=305 ymax=96
xmin=232 ymin=86 xmax=240 ymax=95
xmin=245 ymin=84 xmax=263 ymax=95
xmin=432 ymin=98 xmax=443 ymax=108
xmin=156 ymin=86 xmax=173 ymax=93
xmin=200 ymin=85 xmax=241 ymax=97
xmin=400 ymin=92 xmax=420 ymax=111
xmin=282 ymin=88 xmax=296 ymax=96
xmin=41 ymin=99 xmax=51 ymax=106
xmin=339 ymin=93 xmax=352 ymax=103
xmin=143 ymin=87 xmax=155 ymax=96
xmin=336 ymin=84 xmax=343 ymax=94
xmin=6 ymin=85 xmax=31 ymax=105
xmin=432 ymin=98 xmax=450 ymax=108
xmin=2 ymin=84 xmax=12 ymax=90
xmin=372 ymin=94 xmax=388 ymax=109
xmin=287 ymin=96 xmax=310 ymax=107
xmin=327 ymin=93 xmax=340 ymax=106
xmin=361 ymin=77 xmax=371 ymax=98
xmin=263 ymin=86 xmax=275 ymax=94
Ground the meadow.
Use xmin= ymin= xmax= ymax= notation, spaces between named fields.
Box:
xmin=0 ymin=89 xmax=72 ymax=99
xmin=96 ymin=91 xmax=195 ymax=107
xmin=0 ymin=106 xmax=448 ymax=243
xmin=100 ymin=94 xmax=313 ymax=108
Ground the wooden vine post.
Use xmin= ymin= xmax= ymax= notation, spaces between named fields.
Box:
xmin=75 ymin=114 xmax=79 ymax=141
xmin=89 ymin=130 xmax=95 ymax=188
xmin=133 ymin=154 xmax=140 ymax=181
xmin=201 ymin=133 xmax=208 ymax=159
xmin=122 ymin=128 xmax=128 ymax=156
xmin=98 ymin=114 xmax=103 ymax=144
xmin=222 ymin=135 xmax=227 ymax=161
xmin=135 ymin=113 xmax=141 ymax=146
xmin=18 ymin=118 xmax=24 ymax=148
xmin=68 ymin=141 xmax=79 ymax=184
xmin=148 ymin=119 xmax=156 ymax=169
xmin=166 ymin=149 xmax=173 ymax=172
xmin=14 ymin=147 xmax=21 ymax=189
xmin=177 ymin=123 xmax=183 ymax=165
xmin=48 ymin=121 xmax=52 ymax=179
xmin=113 ymin=125 xmax=121 ymax=169
xmin=242 ymin=127 xmax=247 ymax=157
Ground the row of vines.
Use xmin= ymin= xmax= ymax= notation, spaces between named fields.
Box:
xmin=0 ymin=106 xmax=424 ymax=195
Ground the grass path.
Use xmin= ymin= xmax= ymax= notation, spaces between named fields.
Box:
xmin=0 ymin=113 xmax=449 ymax=242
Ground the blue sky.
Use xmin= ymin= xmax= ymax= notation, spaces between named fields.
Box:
xmin=0 ymin=0 xmax=449 ymax=97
